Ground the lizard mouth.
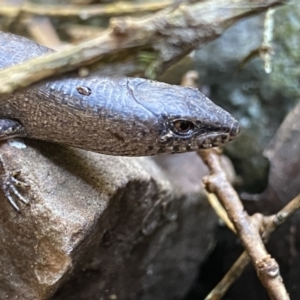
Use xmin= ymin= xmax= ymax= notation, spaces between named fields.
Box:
xmin=158 ymin=119 xmax=240 ymax=153
xmin=196 ymin=120 xmax=240 ymax=149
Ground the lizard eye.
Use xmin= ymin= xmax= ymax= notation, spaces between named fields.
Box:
xmin=172 ymin=119 xmax=195 ymax=135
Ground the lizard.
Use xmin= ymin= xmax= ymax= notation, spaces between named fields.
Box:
xmin=0 ymin=32 xmax=240 ymax=211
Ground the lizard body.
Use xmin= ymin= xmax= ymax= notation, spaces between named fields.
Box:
xmin=0 ymin=32 xmax=239 ymax=211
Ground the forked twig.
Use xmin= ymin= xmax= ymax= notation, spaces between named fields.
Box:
xmin=198 ymin=149 xmax=290 ymax=300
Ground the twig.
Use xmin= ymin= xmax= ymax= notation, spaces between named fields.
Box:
xmin=0 ymin=1 xmax=171 ymax=18
xmin=205 ymin=251 xmax=250 ymax=300
xmin=204 ymin=193 xmax=300 ymax=299
xmin=205 ymin=192 xmax=236 ymax=233
xmin=0 ymin=0 xmax=285 ymax=97
xmin=260 ymin=8 xmax=275 ymax=73
xmin=180 ymin=70 xmax=199 ymax=88
xmin=198 ymin=149 xmax=289 ymax=300
xmin=264 ymin=193 xmax=300 ymax=236
xmin=62 ymin=25 xmax=105 ymax=42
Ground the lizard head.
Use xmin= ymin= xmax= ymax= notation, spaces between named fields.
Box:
xmin=128 ymin=78 xmax=240 ymax=154
xmin=157 ymin=113 xmax=240 ymax=153
xmin=61 ymin=77 xmax=239 ymax=156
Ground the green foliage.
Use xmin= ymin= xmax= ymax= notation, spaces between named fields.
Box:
xmin=138 ymin=51 xmax=160 ymax=79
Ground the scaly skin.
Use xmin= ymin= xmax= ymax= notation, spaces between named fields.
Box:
xmin=0 ymin=32 xmax=240 ymax=211
xmin=0 ymin=32 xmax=239 ymax=156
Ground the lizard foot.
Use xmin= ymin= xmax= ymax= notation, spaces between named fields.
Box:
xmin=1 ymin=170 xmax=30 ymax=212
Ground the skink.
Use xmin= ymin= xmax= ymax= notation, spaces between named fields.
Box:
xmin=0 ymin=32 xmax=240 ymax=210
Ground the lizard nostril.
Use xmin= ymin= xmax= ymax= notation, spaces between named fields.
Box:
xmin=229 ymin=120 xmax=240 ymax=137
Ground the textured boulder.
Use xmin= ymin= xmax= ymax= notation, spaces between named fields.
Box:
xmin=0 ymin=140 xmax=216 ymax=300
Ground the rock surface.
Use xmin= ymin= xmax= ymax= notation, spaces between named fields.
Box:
xmin=0 ymin=140 xmax=216 ymax=300
xmin=194 ymin=3 xmax=300 ymax=192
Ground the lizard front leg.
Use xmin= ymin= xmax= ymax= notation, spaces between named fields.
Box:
xmin=0 ymin=119 xmax=29 ymax=212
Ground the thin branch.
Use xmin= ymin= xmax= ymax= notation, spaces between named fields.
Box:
xmin=259 ymin=194 xmax=300 ymax=242
xmin=204 ymin=192 xmax=300 ymax=299
xmin=0 ymin=0 xmax=286 ymax=97
xmin=198 ymin=149 xmax=289 ymax=300
xmin=260 ymin=8 xmax=275 ymax=73
xmin=206 ymin=192 xmax=236 ymax=233
xmin=205 ymin=251 xmax=250 ymax=300
xmin=0 ymin=1 xmax=171 ymax=18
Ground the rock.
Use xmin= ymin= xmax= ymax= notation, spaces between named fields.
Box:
xmin=0 ymin=140 xmax=216 ymax=300
xmin=194 ymin=4 xmax=300 ymax=192
xmin=263 ymin=98 xmax=300 ymax=209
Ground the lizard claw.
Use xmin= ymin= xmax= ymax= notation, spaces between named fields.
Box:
xmin=1 ymin=170 xmax=30 ymax=212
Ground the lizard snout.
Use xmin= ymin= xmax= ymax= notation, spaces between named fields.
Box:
xmin=229 ymin=120 xmax=240 ymax=139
